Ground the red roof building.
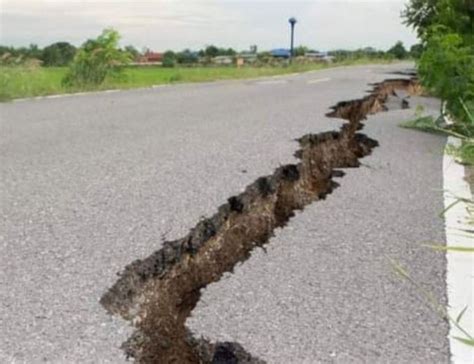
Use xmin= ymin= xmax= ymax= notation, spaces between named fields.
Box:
xmin=138 ymin=51 xmax=163 ymax=63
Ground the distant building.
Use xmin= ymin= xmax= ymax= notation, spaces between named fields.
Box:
xmin=305 ymin=51 xmax=334 ymax=62
xmin=236 ymin=46 xmax=258 ymax=65
xmin=137 ymin=51 xmax=163 ymax=64
xmin=238 ymin=51 xmax=258 ymax=64
xmin=212 ymin=55 xmax=234 ymax=65
xmin=362 ymin=47 xmax=377 ymax=54
xmin=270 ymin=48 xmax=291 ymax=58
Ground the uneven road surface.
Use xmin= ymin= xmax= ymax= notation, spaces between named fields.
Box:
xmin=1 ymin=63 xmax=449 ymax=363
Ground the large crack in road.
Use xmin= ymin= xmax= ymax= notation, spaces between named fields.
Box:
xmin=100 ymin=77 xmax=421 ymax=363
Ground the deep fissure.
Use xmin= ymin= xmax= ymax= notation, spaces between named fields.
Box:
xmin=100 ymin=78 xmax=421 ymax=363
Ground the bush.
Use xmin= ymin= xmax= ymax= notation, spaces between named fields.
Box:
xmin=162 ymin=51 xmax=176 ymax=68
xmin=418 ymin=28 xmax=474 ymax=123
xmin=403 ymin=0 xmax=474 ymax=150
xmin=63 ymin=29 xmax=131 ymax=87
xmin=175 ymin=49 xmax=198 ymax=65
xmin=42 ymin=42 xmax=76 ymax=67
xmin=387 ymin=41 xmax=408 ymax=59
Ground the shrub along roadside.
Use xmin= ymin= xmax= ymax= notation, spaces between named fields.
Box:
xmin=398 ymin=1 xmax=474 ymax=351
xmin=62 ymin=29 xmax=131 ymax=87
xmin=402 ymin=0 xmax=474 ymax=165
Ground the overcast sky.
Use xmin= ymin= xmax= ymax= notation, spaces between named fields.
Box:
xmin=0 ymin=0 xmax=418 ymax=51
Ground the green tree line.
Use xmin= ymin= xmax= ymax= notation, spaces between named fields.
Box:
xmin=1 ymin=36 xmax=420 ymax=69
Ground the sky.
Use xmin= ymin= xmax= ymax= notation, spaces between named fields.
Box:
xmin=0 ymin=0 xmax=418 ymax=52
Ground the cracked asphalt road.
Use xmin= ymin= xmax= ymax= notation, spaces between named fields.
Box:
xmin=0 ymin=63 xmax=449 ymax=363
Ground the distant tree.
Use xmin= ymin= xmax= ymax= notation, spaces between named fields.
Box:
xmin=387 ymin=41 xmax=408 ymax=59
xmin=294 ymin=45 xmax=309 ymax=57
xmin=203 ymin=47 xmax=237 ymax=57
xmin=26 ymin=44 xmax=42 ymax=59
xmin=204 ymin=45 xmax=219 ymax=58
xmin=0 ymin=46 xmax=13 ymax=56
xmin=0 ymin=46 xmax=16 ymax=65
xmin=363 ymin=47 xmax=376 ymax=53
xmin=0 ymin=46 xmax=17 ymax=63
xmin=124 ymin=45 xmax=140 ymax=60
xmin=63 ymin=28 xmax=132 ymax=86
xmin=328 ymin=49 xmax=353 ymax=61
xmin=222 ymin=48 xmax=236 ymax=56
xmin=162 ymin=50 xmax=176 ymax=67
xmin=176 ymin=49 xmax=198 ymax=64
xmin=42 ymin=42 xmax=76 ymax=66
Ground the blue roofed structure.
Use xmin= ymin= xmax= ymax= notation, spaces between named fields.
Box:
xmin=270 ymin=48 xmax=291 ymax=58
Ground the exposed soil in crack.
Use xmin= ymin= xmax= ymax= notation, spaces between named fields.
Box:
xmin=100 ymin=78 xmax=421 ymax=364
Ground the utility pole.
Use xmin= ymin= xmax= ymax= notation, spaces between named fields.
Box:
xmin=288 ymin=17 xmax=297 ymax=63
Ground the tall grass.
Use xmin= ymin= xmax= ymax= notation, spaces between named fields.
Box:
xmin=0 ymin=66 xmax=67 ymax=101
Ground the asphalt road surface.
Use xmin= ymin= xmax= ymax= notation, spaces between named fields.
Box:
xmin=1 ymin=63 xmax=449 ymax=363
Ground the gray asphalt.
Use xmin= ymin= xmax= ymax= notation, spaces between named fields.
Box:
xmin=0 ymin=63 xmax=449 ymax=363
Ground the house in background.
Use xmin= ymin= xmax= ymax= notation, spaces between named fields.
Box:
xmin=237 ymin=52 xmax=258 ymax=65
xmin=136 ymin=51 xmax=163 ymax=65
xmin=270 ymin=48 xmax=291 ymax=58
xmin=212 ymin=55 xmax=234 ymax=65
xmin=305 ymin=51 xmax=334 ymax=62
xmin=235 ymin=45 xmax=258 ymax=66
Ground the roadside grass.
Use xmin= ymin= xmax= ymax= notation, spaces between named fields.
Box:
xmin=0 ymin=66 xmax=67 ymax=101
xmin=0 ymin=58 xmax=395 ymax=101
xmin=400 ymin=101 xmax=474 ymax=165
xmin=114 ymin=63 xmax=329 ymax=88
xmin=429 ymin=195 xmax=474 ymax=252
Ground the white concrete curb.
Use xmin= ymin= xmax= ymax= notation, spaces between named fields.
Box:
xmin=443 ymin=135 xmax=474 ymax=364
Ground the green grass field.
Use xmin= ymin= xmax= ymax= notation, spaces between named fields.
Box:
xmin=0 ymin=59 xmax=394 ymax=101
